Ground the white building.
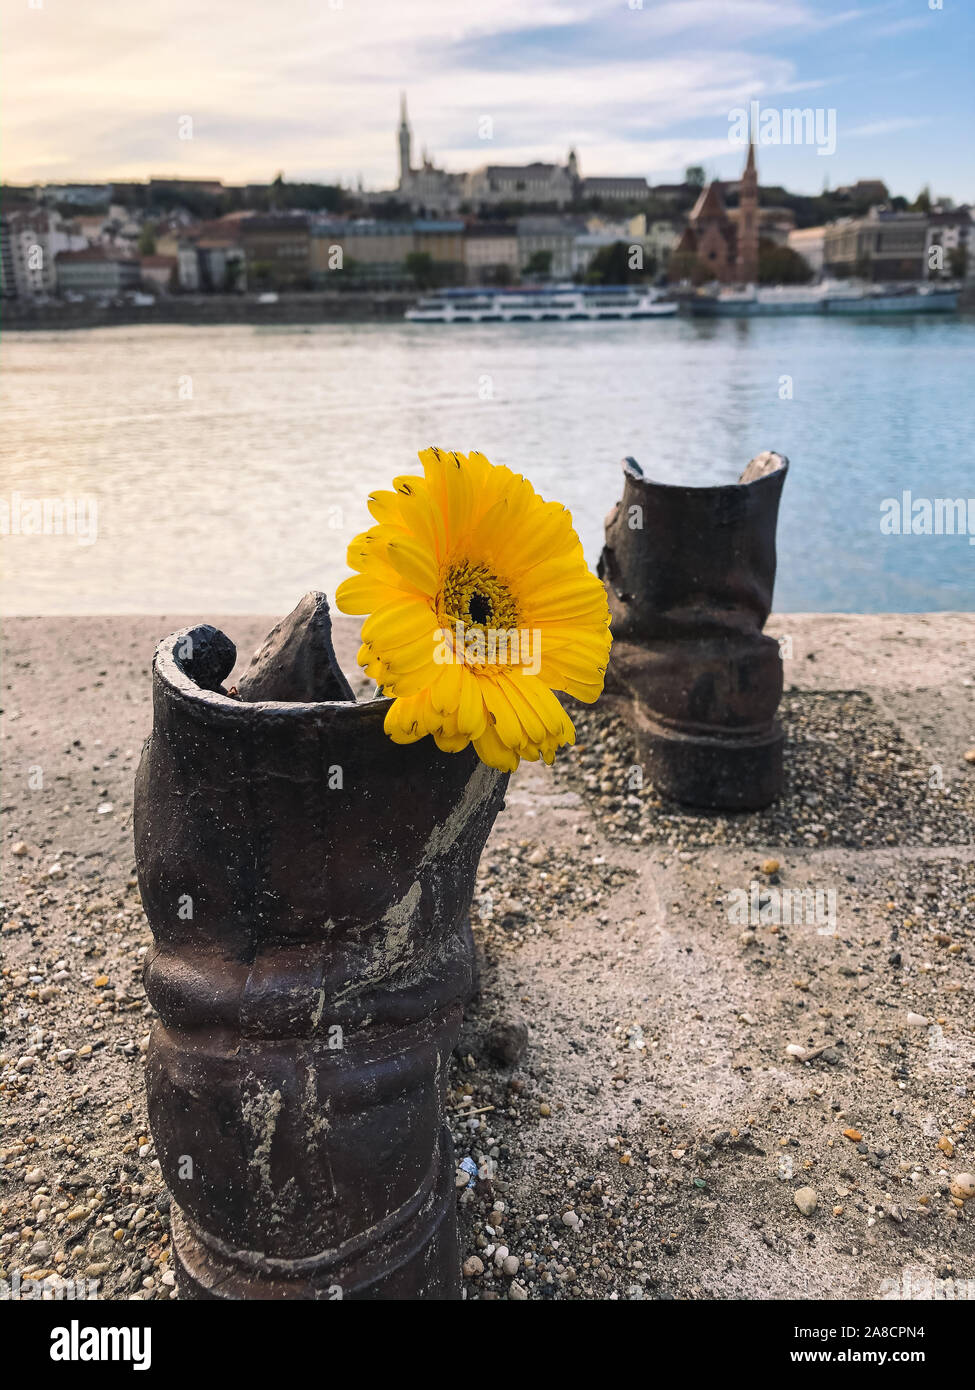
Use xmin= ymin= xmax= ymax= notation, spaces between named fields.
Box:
xmin=466 ymin=155 xmax=578 ymax=209
xmin=516 ymin=216 xmax=583 ymax=279
xmin=1 ymin=208 xmax=88 ymax=298
xmin=787 ymin=225 xmax=826 ymax=276
xmin=388 ymin=96 xmax=649 ymax=216
xmin=581 ymin=175 xmax=649 ymax=202
xmin=633 ymin=214 xmax=679 ymax=272
xmin=396 ymin=94 xmax=465 ymax=213
xmin=463 ymin=224 xmax=519 ymax=284
xmin=570 ymin=214 xmax=675 ymax=277
xmin=926 ymin=208 xmax=972 ymax=279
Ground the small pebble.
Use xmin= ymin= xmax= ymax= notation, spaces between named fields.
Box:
xmin=949 ymin=1173 xmax=975 ymax=1201
xmin=462 ymin=1256 xmax=484 ymax=1277
xmin=794 ymin=1187 xmax=818 ymax=1216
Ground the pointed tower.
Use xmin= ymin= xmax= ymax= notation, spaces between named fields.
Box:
xmin=398 ymin=92 xmax=412 ymax=192
xmin=736 ymin=139 xmax=759 ymax=285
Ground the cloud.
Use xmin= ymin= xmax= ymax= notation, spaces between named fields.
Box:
xmin=872 ymin=17 xmax=931 ymax=37
xmin=0 ymin=0 xmax=936 ymax=191
xmin=3 ymin=0 xmax=802 ymax=185
xmin=848 ymin=116 xmax=931 ymax=137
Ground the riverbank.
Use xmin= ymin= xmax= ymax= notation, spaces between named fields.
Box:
xmin=1 ymin=290 xmax=418 ymax=330
xmin=2 ymin=611 xmax=973 ymax=1299
xmin=5 ymin=284 xmax=974 ymax=331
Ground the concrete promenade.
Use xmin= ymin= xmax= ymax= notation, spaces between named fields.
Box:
xmin=2 ymin=612 xmax=972 ymax=1299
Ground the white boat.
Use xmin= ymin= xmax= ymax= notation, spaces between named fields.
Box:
xmin=689 ymin=280 xmax=959 ymax=317
xmin=406 ymin=284 xmax=678 ymax=323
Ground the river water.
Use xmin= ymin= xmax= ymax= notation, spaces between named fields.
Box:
xmin=1 ymin=316 xmax=972 ymax=614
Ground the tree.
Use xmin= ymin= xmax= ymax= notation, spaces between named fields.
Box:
xmin=138 ymin=222 xmax=157 ymax=256
xmin=585 ymin=240 xmax=651 ymax=285
xmin=405 ymin=251 xmax=436 ymax=289
xmin=485 ymin=263 xmax=514 ymax=286
xmin=667 ymin=250 xmax=710 ymax=286
xmin=757 ymin=241 xmax=814 ymax=285
xmin=685 ymin=165 xmax=706 ymax=188
xmin=948 ymin=247 xmax=968 ymax=279
xmin=525 ymin=249 xmax=553 ymax=278
xmin=912 ymin=185 xmax=932 ymax=214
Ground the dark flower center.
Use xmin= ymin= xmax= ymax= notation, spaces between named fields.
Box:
xmin=468 ymin=592 xmax=491 ymax=625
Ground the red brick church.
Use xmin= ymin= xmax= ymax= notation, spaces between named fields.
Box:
xmin=672 ymin=142 xmax=760 ymax=284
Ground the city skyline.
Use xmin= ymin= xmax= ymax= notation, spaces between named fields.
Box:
xmin=4 ymin=0 xmax=973 ymax=201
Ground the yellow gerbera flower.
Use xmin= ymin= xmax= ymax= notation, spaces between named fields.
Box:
xmin=335 ymin=447 xmax=612 ymax=772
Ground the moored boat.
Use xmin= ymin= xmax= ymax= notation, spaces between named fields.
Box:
xmin=689 ymin=281 xmax=959 ymax=317
xmin=824 ymin=284 xmax=959 ymax=314
xmin=406 ymin=284 xmax=678 ymax=323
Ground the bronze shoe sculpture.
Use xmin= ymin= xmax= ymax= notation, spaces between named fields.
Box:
xmin=134 ymin=593 xmax=507 ymax=1299
xmin=598 ymin=452 xmax=788 ymax=810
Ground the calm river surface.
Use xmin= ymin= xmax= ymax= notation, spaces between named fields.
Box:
xmin=1 ymin=316 xmax=972 ymax=614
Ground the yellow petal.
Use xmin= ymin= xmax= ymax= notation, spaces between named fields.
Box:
xmin=457 ymin=666 xmax=488 ymax=738
xmin=362 ymin=599 xmax=436 ymax=648
xmin=443 ymin=451 xmax=475 ymax=540
xmin=381 ymin=629 xmax=442 ymax=675
xmin=367 ymin=489 xmax=404 ymax=526
xmin=480 ymin=677 xmax=525 ymax=752
xmin=385 ymin=535 xmax=440 ymax=595
xmin=473 ymin=721 xmax=520 ymax=772
xmin=335 ymin=573 xmax=401 ymax=615
xmin=431 ymin=659 xmax=464 ymax=714
xmin=434 ymin=730 xmax=471 ymax=753
xmin=497 ymin=671 xmax=546 ymax=745
xmin=384 ymin=661 xmax=441 ymax=698
xmin=505 ymin=670 xmax=571 ymax=738
xmin=383 ymin=696 xmax=425 ymax=743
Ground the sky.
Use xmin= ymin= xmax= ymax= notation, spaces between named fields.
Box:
xmin=3 ymin=0 xmax=973 ymax=201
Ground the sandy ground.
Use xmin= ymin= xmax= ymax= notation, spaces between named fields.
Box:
xmin=1 ymin=610 xmax=974 ymax=1301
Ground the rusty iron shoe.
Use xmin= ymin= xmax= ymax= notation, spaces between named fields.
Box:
xmin=598 ymin=452 xmax=789 ymax=811
xmin=134 ymin=593 xmax=507 ymax=1299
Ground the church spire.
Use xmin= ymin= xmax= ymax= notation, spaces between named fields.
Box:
xmin=736 ymin=137 xmax=759 ymax=285
xmin=398 ymin=92 xmax=412 ymax=190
